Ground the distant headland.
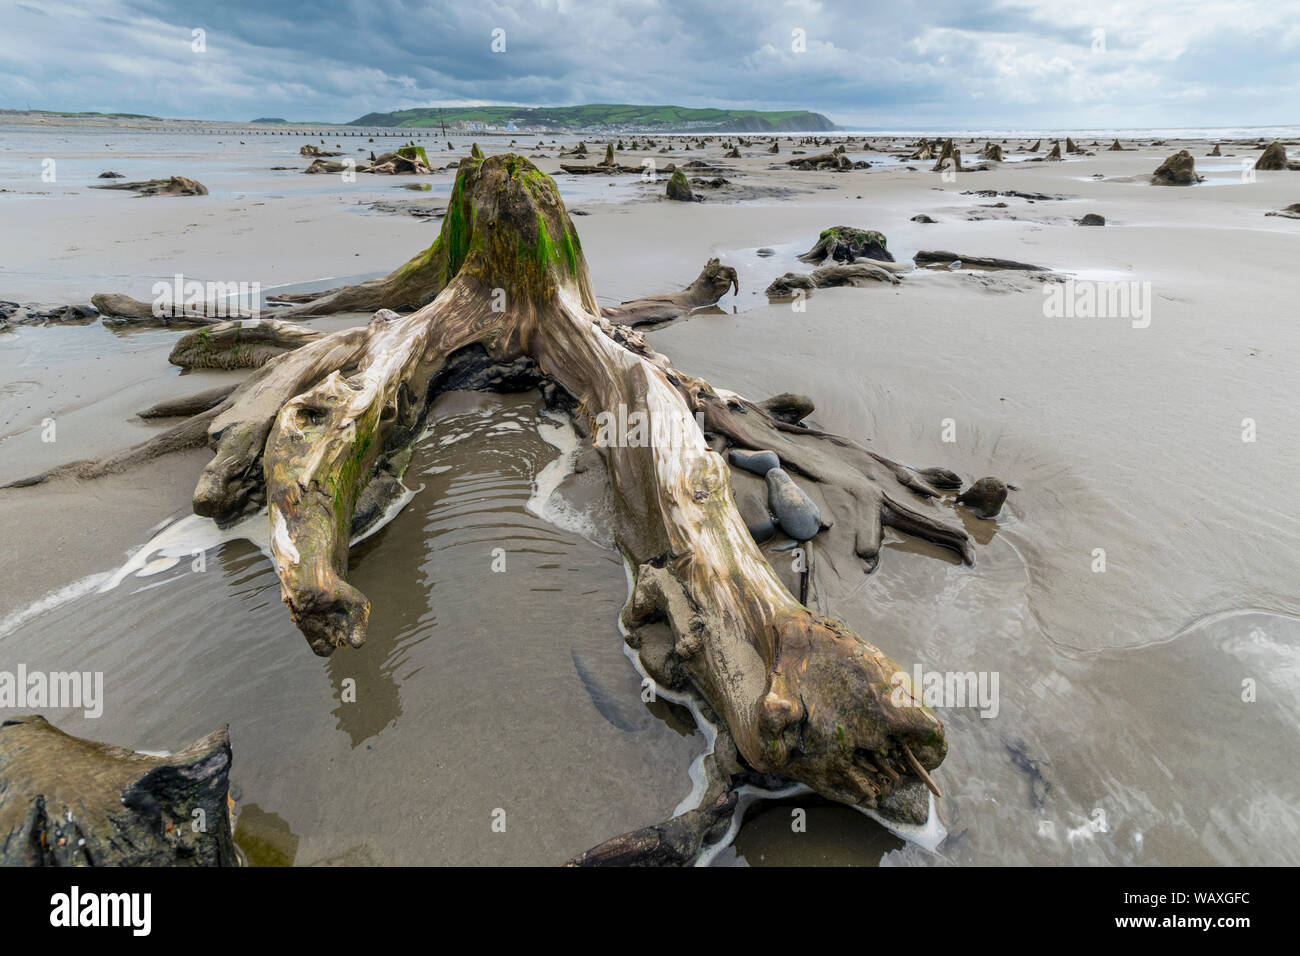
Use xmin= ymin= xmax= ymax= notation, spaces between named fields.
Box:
xmin=345 ymin=104 xmax=839 ymax=133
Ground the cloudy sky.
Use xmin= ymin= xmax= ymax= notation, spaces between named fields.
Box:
xmin=2 ymin=0 xmax=1297 ymax=128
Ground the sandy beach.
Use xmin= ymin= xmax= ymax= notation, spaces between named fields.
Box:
xmin=2 ymin=120 xmax=1298 ymax=866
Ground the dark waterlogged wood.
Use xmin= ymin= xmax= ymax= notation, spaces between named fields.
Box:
xmin=0 ymin=716 xmax=237 ymax=866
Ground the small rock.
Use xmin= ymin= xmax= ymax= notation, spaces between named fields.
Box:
xmin=729 ymin=448 xmax=781 ymax=476
xmin=956 ymin=477 xmax=1008 ymax=518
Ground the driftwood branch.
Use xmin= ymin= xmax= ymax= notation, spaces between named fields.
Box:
xmin=600 ymin=257 xmax=738 ymax=327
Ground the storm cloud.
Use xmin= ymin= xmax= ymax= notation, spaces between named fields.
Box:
xmin=2 ymin=0 xmax=1296 ymax=127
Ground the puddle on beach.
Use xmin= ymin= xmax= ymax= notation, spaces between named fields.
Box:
xmin=2 ymin=391 xmax=709 ymax=865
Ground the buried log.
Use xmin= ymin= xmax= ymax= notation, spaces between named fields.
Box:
xmin=558 ymin=162 xmax=643 ymax=174
xmin=2 ymin=407 xmax=223 ymax=487
xmin=91 ymin=176 xmax=208 ymax=197
xmin=765 ymin=260 xmax=907 ymax=296
xmin=786 ymin=148 xmax=864 ymax=171
xmin=914 ymin=250 xmax=1049 ymax=271
xmin=6 ymin=154 xmax=987 ymax=818
xmin=600 ymin=257 xmax=738 ymax=327
xmin=90 ymin=292 xmax=252 ymax=326
xmin=0 ymin=715 xmax=237 ymax=866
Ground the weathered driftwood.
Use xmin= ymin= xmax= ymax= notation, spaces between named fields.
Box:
xmin=91 ymin=292 xmax=250 ymax=326
xmin=564 ymin=791 xmax=739 ymax=866
xmin=601 ymin=258 xmax=737 ymax=327
xmin=9 ymin=154 xmax=979 ymax=817
xmin=0 ymin=716 xmax=236 ymax=866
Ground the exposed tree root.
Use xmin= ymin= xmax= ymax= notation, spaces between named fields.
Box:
xmin=7 ymin=154 xmax=995 ymax=820
xmin=138 ymin=383 xmax=241 ymax=419
xmin=2 ymin=407 xmax=221 ymax=488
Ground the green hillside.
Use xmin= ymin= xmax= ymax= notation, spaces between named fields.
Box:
xmin=347 ymin=104 xmax=837 ymax=132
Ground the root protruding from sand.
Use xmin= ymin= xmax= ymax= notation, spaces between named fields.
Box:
xmin=7 ymin=154 xmax=986 ymax=827
xmin=600 ymin=257 xmax=738 ymax=327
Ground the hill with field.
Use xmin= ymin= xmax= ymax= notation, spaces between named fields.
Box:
xmin=346 ymin=104 xmax=837 ymax=132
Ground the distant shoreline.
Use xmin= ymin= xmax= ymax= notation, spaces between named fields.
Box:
xmin=2 ymin=111 xmax=1298 ymax=145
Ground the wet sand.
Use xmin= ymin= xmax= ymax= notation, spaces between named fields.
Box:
xmin=2 ymin=123 xmax=1298 ymax=865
